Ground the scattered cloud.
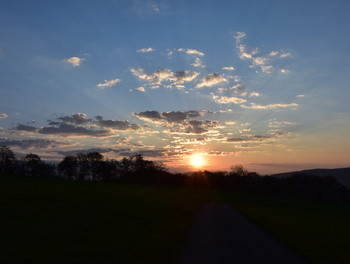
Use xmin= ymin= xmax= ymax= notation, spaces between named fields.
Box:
xmin=0 ymin=114 xmax=8 ymax=119
xmin=269 ymin=121 xmax=296 ymax=128
xmin=137 ymin=47 xmax=155 ymax=53
xmin=133 ymin=86 xmax=146 ymax=92
xmin=97 ymin=78 xmax=121 ymax=88
xmin=196 ymin=73 xmax=228 ymax=88
xmin=191 ymin=57 xmax=205 ymax=68
xmin=280 ymin=69 xmax=290 ymax=74
xmin=241 ymin=102 xmax=299 ymax=109
xmin=296 ymin=94 xmax=305 ymax=98
xmin=212 ymin=95 xmax=247 ymax=104
xmin=38 ymin=124 xmax=109 ymax=137
xmin=0 ymin=138 xmax=68 ymax=149
xmin=178 ymin=48 xmax=205 ymax=56
xmin=174 ymin=70 xmax=200 ymax=84
xmin=249 ymin=92 xmax=260 ymax=97
xmin=234 ymin=31 xmax=246 ymax=43
xmin=134 ymin=110 xmax=204 ymax=124
xmin=56 ymin=113 xmax=92 ymax=125
xmin=95 ymin=116 xmax=142 ymax=131
xmin=12 ymin=124 xmax=38 ymax=133
xmin=222 ymin=66 xmax=235 ymax=71
xmin=63 ymin=56 xmax=85 ymax=67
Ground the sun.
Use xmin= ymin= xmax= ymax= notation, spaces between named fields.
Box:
xmin=190 ymin=153 xmax=206 ymax=169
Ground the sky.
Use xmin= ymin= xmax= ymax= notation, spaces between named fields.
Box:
xmin=1 ymin=0 xmax=350 ymax=174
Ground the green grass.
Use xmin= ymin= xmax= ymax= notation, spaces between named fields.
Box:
xmin=1 ymin=174 xmax=350 ymax=264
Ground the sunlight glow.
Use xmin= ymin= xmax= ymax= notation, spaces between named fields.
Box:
xmin=190 ymin=153 xmax=206 ymax=169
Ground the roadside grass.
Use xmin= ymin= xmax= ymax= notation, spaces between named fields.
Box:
xmin=1 ymin=174 xmax=350 ymax=264
xmin=0 ymin=175 xmax=217 ymax=264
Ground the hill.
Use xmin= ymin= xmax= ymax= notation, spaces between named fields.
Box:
xmin=271 ymin=167 xmax=350 ymax=187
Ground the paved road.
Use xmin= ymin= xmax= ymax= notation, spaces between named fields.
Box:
xmin=177 ymin=203 xmax=306 ymax=264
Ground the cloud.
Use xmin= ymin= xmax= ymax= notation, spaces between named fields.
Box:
xmin=191 ymin=57 xmax=205 ymax=68
xmin=96 ymin=78 xmax=121 ymax=88
xmin=212 ymin=95 xmax=247 ymax=104
xmin=229 ymin=83 xmax=246 ymax=93
xmin=249 ymin=92 xmax=260 ymax=97
xmin=178 ymin=48 xmax=205 ymax=56
xmin=133 ymin=86 xmax=146 ymax=92
xmin=137 ymin=47 xmax=155 ymax=53
xmin=222 ymin=66 xmax=235 ymax=71
xmin=130 ymin=67 xmax=174 ymax=86
xmin=196 ymin=73 xmax=228 ymax=88
xmin=241 ymin=103 xmax=299 ymax=109
xmin=0 ymin=114 xmax=8 ymax=119
xmin=57 ymin=113 xmax=92 ymax=125
xmin=38 ymin=124 xmax=110 ymax=137
xmin=280 ymin=69 xmax=290 ymax=74
xmin=234 ymin=31 xmax=246 ymax=43
xmin=119 ymin=149 xmax=167 ymax=157
xmin=95 ymin=116 xmax=142 ymax=131
xmin=12 ymin=124 xmax=38 ymax=133
xmin=134 ymin=110 xmax=204 ymax=124
xmin=280 ymin=52 xmax=292 ymax=58
xmin=63 ymin=56 xmax=85 ymax=67
xmin=0 ymin=138 xmax=68 ymax=149
xmin=269 ymin=121 xmax=296 ymax=128
xmin=296 ymin=94 xmax=305 ymax=98
xmin=226 ymin=135 xmax=271 ymax=143
xmin=174 ymin=70 xmax=200 ymax=84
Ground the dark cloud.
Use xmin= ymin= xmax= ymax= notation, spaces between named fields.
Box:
xmin=38 ymin=124 xmax=109 ymax=137
xmin=133 ymin=110 xmax=205 ymax=124
xmin=13 ymin=124 xmax=38 ymax=132
xmin=119 ymin=149 xmax=167 ymax=157
xmin=56 ymin=148 xmax=130 ymax=157
xmin=0 ymin=138 xmax=67 ymax=149
xmin=95 ymin=116 xmax=142 ymax=130
xmin=57 ymin=113 xmax=92 ymax=125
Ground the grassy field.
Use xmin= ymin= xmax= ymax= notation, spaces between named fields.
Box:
xmin=1 ymin=174 xmax=349 ymax=264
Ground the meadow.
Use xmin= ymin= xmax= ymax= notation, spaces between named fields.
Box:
xmin=1 ymin=174 xmax=349 ymax=264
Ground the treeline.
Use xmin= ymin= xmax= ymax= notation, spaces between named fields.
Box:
xmin=1 ymin=145 xmax=350 ymax=204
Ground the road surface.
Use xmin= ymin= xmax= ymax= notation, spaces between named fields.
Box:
xmin=177 ymin=203 xmax=306 ymax=264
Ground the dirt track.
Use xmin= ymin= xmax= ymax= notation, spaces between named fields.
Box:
xmin=177 ymin=203 xmax=306 ymax=264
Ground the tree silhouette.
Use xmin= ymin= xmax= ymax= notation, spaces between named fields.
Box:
xmin=0 ymin=145 xmax=16 ymax=173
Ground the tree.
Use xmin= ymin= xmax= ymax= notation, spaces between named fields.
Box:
xmin=0 ymin=145 xmax=16 ymax=173
xmin=58 ymin=156 xmax=78 ymax=180
xmin=230 ymin=164 xmax=248 ymax=177
xmin=24 ymin=153 xmax=43 ymax=176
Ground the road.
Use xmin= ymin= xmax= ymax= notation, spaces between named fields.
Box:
xmin=177 ymin=203 xmax=306 ymax=264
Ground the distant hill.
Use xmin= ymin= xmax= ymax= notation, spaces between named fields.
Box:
xmin=271 ymin=167 xmax=350 ymax=188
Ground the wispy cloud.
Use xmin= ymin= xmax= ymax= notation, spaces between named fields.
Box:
xmin=178 ymin=48 xmax=205 ymax=56
xmin=234 ymin=31 xmax=292 ymax=74
xmin=249 ymin=92 xmax=260 ymax=97
xmin=222 ymin=66 xmax=235 ymax=71
xmin=63 ymin=56 xmax=85 ymax=67
xmin=269 ymin=121 xmax=296 ymax=128
xmin=191 ymin=57 xmax=205 ymax=68
xmin=0 ymin=113 xmax=8 ymax=119
xmin=0 ymin=138 xmax=69 ymax=149
xmin=212 ymin=95 xmax=247 ymax=104
xmin=96 ymin=78 xmax=121 ymax=88
xmin=241 ymin=102 xmax=298 ymax=109
xmin=137 ymin=47 xmax=155 ymax=53
xmin=133 ymin=86 xmax=146 ymax=92
xmin=196 ymin=73 xmax=228 ymax=88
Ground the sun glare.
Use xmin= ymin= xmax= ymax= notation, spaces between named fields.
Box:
xmin=190 ymin=154 xmax=206 ymax=169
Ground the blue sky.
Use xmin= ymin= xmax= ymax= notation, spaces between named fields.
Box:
xmin=1 ymin=0 xmax=350 ymax=173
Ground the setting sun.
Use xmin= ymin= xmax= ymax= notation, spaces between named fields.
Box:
xmin=190 ymin=154 xmax=206 ymax=169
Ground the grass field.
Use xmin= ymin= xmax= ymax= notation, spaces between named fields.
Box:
xmin=1 ymin=174 xmax=349 ymax=264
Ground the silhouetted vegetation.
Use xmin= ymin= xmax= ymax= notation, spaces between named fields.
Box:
xmin=1 ymin=145 xmax=350 ymax=204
